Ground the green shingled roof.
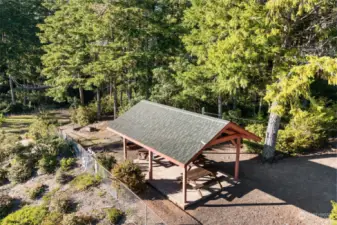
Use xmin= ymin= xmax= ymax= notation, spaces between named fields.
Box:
xmin=108 ymin=100 xmax=230 ymax=165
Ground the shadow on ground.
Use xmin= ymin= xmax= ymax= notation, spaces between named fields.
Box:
xmin=188 ymin=152 xmax=337 ymax=218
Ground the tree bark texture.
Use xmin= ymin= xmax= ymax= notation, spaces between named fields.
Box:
xmin=218 ymin=94 xmax=222 ymax=119
xmin=263 ymin=101 xmax=281 ymax=161
xmin=9 ymin=75 xmax=16 ymax=104
xmin=96 ymin=88 xmax=101 ymax=120
xmin=79 ymin=87 xmax=84 ymax=105
xmin=113 ymin=79 xmax=118 ymax=119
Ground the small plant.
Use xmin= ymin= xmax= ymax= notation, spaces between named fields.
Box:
xmin=8 ymin=156 xmax=34 ymax=183
xmin=0 ymin=113 xmax=5 ymax=125
xmin=112 ymin=160 xmax=145 ymax=193
xmin=61 ymin=213 xmax=95 ymax=225
xmin=50 ymin=192 xmax=76 ymax=214
xmin=1 ymin=206 xmax=48 ymax=225
xmin=28 ymin=117 xmax=56 ymax=140
xmin=29 ymin=184 xmax=48 ymax=199
xmin=38 ymin=154 xmax=58 ymax=174
xmin=106 ymin=208 xmax=124 ymax=224
xmin=0 ymin=195 xmax=14 ymax=219
xmin=97 ymin=154 xmax=116 ymax=171
xmin=55 ymin=170 xmax=74 ymax=185
xmin=41 ymin=211 xmax=64 ymax=225
xmin=70 ymin=173 xmax=102 ymax=191
xmin=0 ymin=168 xmax=8 ymax=185
xmin=60 ymin=158 xmax=76 ymax=171
xmin=330 ymin=200 xmax=337 ymax=225
xmin=42 ymin=187 xmax=60 ymax=206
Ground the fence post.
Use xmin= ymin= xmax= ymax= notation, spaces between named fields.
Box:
xmin=145 ymin=205 xmax=147 ymax=225
xmin=201 ymin=107 xmax=205 ymax=115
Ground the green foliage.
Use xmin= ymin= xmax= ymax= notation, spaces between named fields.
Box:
xmin=29 ymin=184 xmax=47 ymax=199
xmin=36 ymin=136 xmax=74 ymax=158
xmin=112 ymin=160 xmax=145 ymax=193
xmin=0 ymin=131 xmax=21 ymax=163
xmin=330 ymin=201 xmax=337 ymax=225
xmin=0 ymin=195 xmax=14 ymax=219
xmin=70 ymin=106 xmax=96 ymax=126
xmin=105 ymin=208 xmax=124 ymax=224
xmin=60 ymin=158 xmax=76 ymax=171
xmin=38 ymin=154 xmax=58 ymax=174
xmin=28 ymin=117 xmax=56 ymax=140
xmin=55 ymin=170 xmax=73 ymax=185
xmin=70 ymin=173 xmax=102 ymax=191
xmin=41 ymin=212 xmax=64 ymax=225
xmin=0 ymin=113 xmax=5 ymax=125
xmin=96 ymin=154 xmax=116 ymax=171
xmin=50 ymin=192 xmax=75 ymax=214
xmin=42 ymin=187 xmax=60 ymax=206
xmin=243 ymin=124 xmax=266 ymax=153
xmin=1 ymin=206 xmax=48 ymax=225
xmin=0 ymin=168 xmax=8 ymax=186
xmin=8 ymin=156 xmax=34 ymax=183
xmin=61 ymin=213 xmax=95 ymax=225
xmin=277 ymin=106 xmax=335 ymax=153
xmin=101 ymin=96 xmax=115 ymax=115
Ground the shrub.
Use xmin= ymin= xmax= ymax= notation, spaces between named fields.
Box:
xmin=70 ymin=105 xmax=96 ymax=126
xmin=55 ymin=170 xmax=74 ymax=185
xmin=112 ymin=160 xmax=145 ymax=193
xmin=28 ymin=117 xmax=56 ymax=140
xmin=1 ymin=206 xmax=48 ymax=225
xmin=243 ymin=124 xmax=266 ymax=153
xmin=70 ymin=173 xmax=102 ymax=191
xmin=277 ymin=107 xmax=335 ymax=153
xmin=101 ymin=96 xmax=114 ymax=115
xmin=0 ymin=195 xmax=14 ymax=219
xmin=42 ymin=188 xmax=60 ymax=206
xmin=38 ymin=154 xmax=58 ymax=174
xmin=97 ymin=154 xmax=116 ymax=171
xmin=37 ymin=137 xmax=74 ymax=158
xmin=29 ymin=184 xmax=47 ymax=199
xmin=50 ymin=193 xmax=76 ymax=214
xmin=330 ymin=201 xmax=337 ymax=225
xmin=0 ymin=168 xmax=8 ymax=185
xmin=0 ymin=132 xmax=21 ymax=163
xmin=60 ymin=158 xmax=76 ymax=171
xmin=106 ymin=208 xmax=124 ymax=224
xmin=0 ymin=113 xmax=5 ymax=125
xmin=41 ymin=212 xmax=64 ymax=225
xmin=61 ymin=213 xmax=95 ymax=225
xmin=8 ymin=156 xmax=34 ymax=183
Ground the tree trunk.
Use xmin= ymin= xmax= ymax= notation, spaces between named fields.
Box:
xmin=120 ymin=88 xmax=123 ymax=107
xmin=79 ymin=87 xmax=84 ymax=105
xmin=113 ymin=79 xmax=118 ymax=119
xmin=126 ymin=79 xmax=132 ymax=103
xmin=218 ymin=94 xmax=222 ymax=119
xmin=263 ymin=101 xmax=281 ymax=161
xmin=9 ymin=75 xmax=16 ymax=104
xmin=96 ymin=88 xmax=101 ymax=120
xmin=258 ymin=97 xmax=263 ymax=116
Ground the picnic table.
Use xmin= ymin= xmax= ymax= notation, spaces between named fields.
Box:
xmin=178 ymin=167 xmax=223 ymax=197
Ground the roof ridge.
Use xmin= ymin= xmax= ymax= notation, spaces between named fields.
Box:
xmin=141 ymin=100 xmax=228 ymax=124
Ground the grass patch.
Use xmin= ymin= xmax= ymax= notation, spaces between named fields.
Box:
xmin=1 ymin=206 xmax=48 ymax=225
xmin=29 ymin=184 xmax=48 ymax=200
xmin=105 ymin=208 xmax=124 ymax=224
xmin=70 ymin=173 xmax=102 ymax=191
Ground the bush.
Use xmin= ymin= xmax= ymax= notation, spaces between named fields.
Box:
xmin=8 ymin=156 xmax=34 ymax=183
xmin=0 ymin=195 xmax=14 ymax=219
xmin=1 ymin=206 xmax=48 ymax=225
xmin=50 ymin=193 xmax=76 ymax=214
xmin=0 ymin=132 xmax=21 ymax=163
xmin=60 ymin=158 xmax=76 ymax=171
xmin=0 ymin=168 xmax=8 ymax=185
xmin=70 ymin=105 xmax=96 ymax=126
xmin=29 ymin=184 xmax=47 ymax=199
xmin=277 ymin=107 xmax=335 ymax=153
xmin=38 ymin=154 xmax=58 ymax=174
xmin=0 ymin=113 xmax=5 ymax=125
xmin=101 ymin=96 xmax=114 ymax=115
xmin=61 ymin=213 xmax=95 ymax=225
xmin=37 ymin=137 xmax=74 ymax=158
xmin=28 ymin=117 xmax=56 ymax=140
xmin=106 ymin=208 xmax=124 ymax=224
xmin=112 ymin=160 xmax=145 ymax=193
xmin=42 ymin=188 xmax=60 ymax=206
xmin=243 ymin=124 xmax=266 ymax=153
xmin=330 ymin=201 xmax=337 ymax=225
xmin=70 ymin=173 xmax=102 ymax=191
xmin=55 ymin=170 xmax=74 ymax=185
xmin=41 ymin=212 xmax=64 ymax=225
xmin=97 ymin=154 xmax=116 ymax=171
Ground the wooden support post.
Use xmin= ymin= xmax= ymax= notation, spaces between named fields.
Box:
xmin=235 ymin=137 xmax=241 ymax=181
xmin=148 ymin=151 xmax=153 ymax=180
xmin=182 ymin=166 xmax=187 ymax=204
xmin=123 ymin=137 xmax=127 ymax=160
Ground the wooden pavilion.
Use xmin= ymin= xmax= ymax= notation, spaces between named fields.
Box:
xmin=107 ymin=100 xmax=261 ymax=207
